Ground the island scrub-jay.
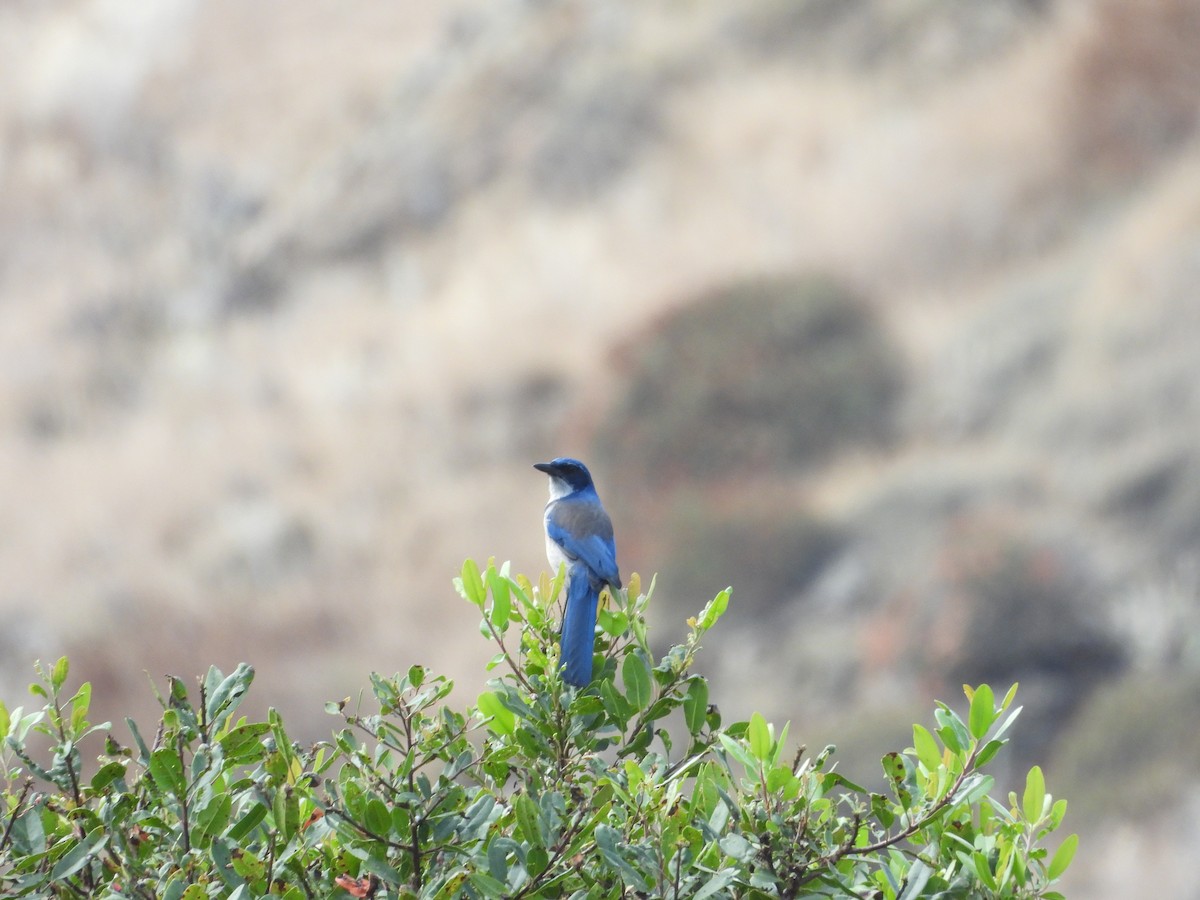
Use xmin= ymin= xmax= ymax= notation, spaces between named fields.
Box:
xmin=533 ymin=457 xmax=621 ymax=687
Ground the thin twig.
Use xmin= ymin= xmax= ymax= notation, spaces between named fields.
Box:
xmin=0 ymin=777 xmax=33 ymax=856
xmin=177 ymin=734 xmax=191 ymax=855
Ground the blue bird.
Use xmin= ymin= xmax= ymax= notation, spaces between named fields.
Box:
xmin=533 ymin=457 xmax=621 ymax=687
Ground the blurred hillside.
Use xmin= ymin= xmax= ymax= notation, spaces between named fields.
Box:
xmin=2 ymin=1 xmax=1199 ymax=895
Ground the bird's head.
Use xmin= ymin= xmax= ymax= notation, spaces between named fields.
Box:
xmin=533 ymin=457 xmax=596 ymax=498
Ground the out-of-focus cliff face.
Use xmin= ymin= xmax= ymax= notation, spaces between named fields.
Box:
xmin=3 ymin=2 xmax=1199 ymax=894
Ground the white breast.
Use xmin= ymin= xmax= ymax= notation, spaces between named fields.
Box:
xmin=545 ymin=532 xmax=571 ymax=573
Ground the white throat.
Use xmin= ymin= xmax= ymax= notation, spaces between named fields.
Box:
xmin=546 ymin=476 xmax=573 ymax=501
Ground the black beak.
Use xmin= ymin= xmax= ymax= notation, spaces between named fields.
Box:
xmin=532 ymin=462 xmax=556 ymax=475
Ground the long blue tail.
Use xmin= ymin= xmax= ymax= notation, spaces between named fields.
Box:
xmin=560 ymin=566 xmax=600 ymax=687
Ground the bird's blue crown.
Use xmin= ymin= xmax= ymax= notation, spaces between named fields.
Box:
xmin=533 ymin=457 xmax=595 ymax=492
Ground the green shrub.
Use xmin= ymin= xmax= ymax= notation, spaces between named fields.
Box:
xmin=596 ymin=274 xmax=903 ymax=481
xmin=1 ymin=562 xmax=1074 ymax=898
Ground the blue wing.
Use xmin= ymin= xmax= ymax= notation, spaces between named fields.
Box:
xmin=546 ymin=496 xmax=621 ymax=588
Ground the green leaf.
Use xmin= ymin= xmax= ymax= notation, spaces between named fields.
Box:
xmin=708 ymin=795 xmax=730 ymax=833
xmin=598 ymin=608 xmax=629 ymax=637
xmin=192 ymin=792 xmax=233 ymax=846
xmin=226 ymin=803 xmax=268 ymax=842
xmin=595 ymin=824 xmax=648 ymax=889
xmin=90 ymin=761 xmax=127 ymax=793
xmin=822 ymin=771 xmax=866 ymax=795
xmin=912 ymin=724 xmax=941 ymax=771
xmin=897 ymin=860 xmax=932 ymax=900
xmin=477 ymin=691 xmax=516 ymax=735
xmin=1048 ymin=797 xmax=1068 ymax=830
xmin=934 ymin=725 xmax=957 ymax=754
xmin=698 ymin=589 xmax=731 ymax=631
xmin=149 ymin=747 xmax=187 ymax=797
xmin=365 ymin=798 xmax=391 ymax=836
xmin=601 ymin=678 xmax=631 ymax=727
xmin=69 ymin=682 xmax=91 ymax=733
xmin=870 ymin=793 xmax=896 ymax=829
xmin=50 ymin=826 xmax=105 ymax=880
xmin=951 ymin=773 xmax=994 ymax=806
xmin=975 ymin=738 xmax=1005 ymax=768
xmin=694 ymin=870 xmax=736 ymax=900
xmin=1048 ymin=833 xmax=1078 ymax=880
xmin=460 ymin=558 xmax=486 ymax=608
xmin=992 ymin=704 xmax=1024 ymax=741
xmin=881 ymin=751 xmax=906 ymax=783
xmin=747 ymin=712 xmax=771 ymax=761
xmin=514 ymin=792 xmax=544 ymax=848
xmin=218 ymin=722 xmax=271 ymax=762
xmin=972 ymin=850 xmax=997 ymax=890
xmin=968 ymin=683 xmax=995 ymax=740
xmin=622 ymin=654 xmax=652 ymax=711
xmin=468 ymin=871 xmax=508 ymax=897
xmin=623 ymin=758 xmax=645 ymax=792
xmin=205 ymin=663 xmax=255 ymax=724
xmin=0 ymin=700 xmax=9 ymax=739
xmin=765 ymin=764 xmax=797 ymax=796
xmin=1000 ymin=682 xmax=1019 ymax=711
xmin=935 ymin=706 xmax=969 ymax=753
xmin=717 ymin=732 xmax=758 ymax=773
xmin=623 ymin=722 xmax=652 ymax=756
xmin=487 ymin=567 xmax=511 ymax=631
xmin=462 ymin=794 xmax=497 ymax=839
xmin=719 ymin=833 xmax=754 ymax=861
xmin=487 ymin=839 xmax=511 ymax=884
xmin=209 ymin=838 xmax=240 ymax=888
xmin=9 ymin=804 xmax=46 ymax=855
xmin=408 ymin=664 xmax=426 ymax=689
xmin=1022 ymin=765 xmax=1046 ymax=823
xmin=526 ymin=845 xmax=549 ymax=878
xmin=231 ymin=849 xmax=266 ymax=883
xmin=167 ymin=675 xmax=189 ymax=708
xmin=51 ymin=656 xmax=70 ymax=692
xmin=683 ymin=678 xmax=708 ymax=736
xmin=126 ymin=717 xmax=151 ymax=764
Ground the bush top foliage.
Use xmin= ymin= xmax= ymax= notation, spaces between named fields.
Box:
xmin=1 ymin=561 xmax=1075 ymax=898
